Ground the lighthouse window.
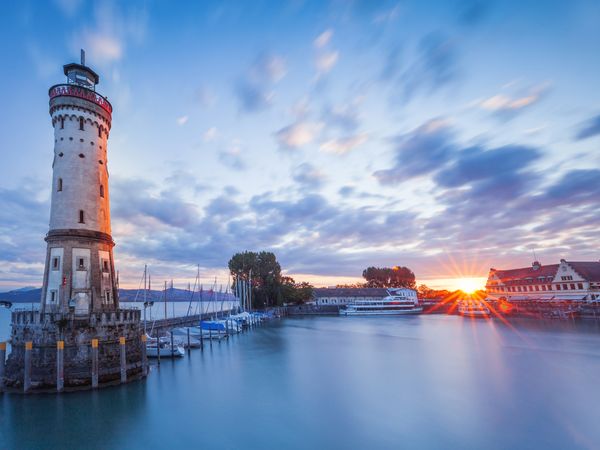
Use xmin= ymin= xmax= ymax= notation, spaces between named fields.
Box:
xmin=57 ymin=178 xmax=63 ymax=192
xmin=50 ymin=291 xmax=57 ymax=302
xmin=52 ymin=256 xmax=60 ymax=270
xmin=98 ymin=127 xmax=102 ymax=138
xmin=103 ymin=260 xmax=109 ymax=272
xmin=100 ymin=184 xmax=104 ymax=198
xmin=79 ymin=210 xmax=85 ymax=223
xmin=77 ymin=258 xmax=86 ymax=270
xmin=79 ymin=117 xmax=84 ymax=130
xmin=60 ymin=117 xmax=64 ymax=129
xmin=79 ymin=153 xmax=85 ymax=158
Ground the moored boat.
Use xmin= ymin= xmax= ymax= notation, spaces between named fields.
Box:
xmin=339 ymin=288 xmax=422 ymax=316
xmin=146 ymin=336 xmax=185 ymax=358
xmin=458 ymin=301 xmax=491 ymax=318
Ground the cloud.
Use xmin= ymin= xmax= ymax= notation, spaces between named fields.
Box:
xmin=373 ymin=119 xmax=455 ymax=184
xmin=321 ymin=100 xmax=362 ymax=132
xmin=434 ymin=145 xmax=541 ymax=191
xmin=382 ymin=33 xmax=458 ymax=101
xmin=203 ymin=127 xmax=219 ymax=142
xmin=314 ymin=29 xmax=333 ymax=48
xmin=292 ymin=163 xmax=327 ymax=189
xmin=71 ymin=3 xmax=148 ymax=66
xmin=235 ymin=53 xmax=287 ymax=113
xmin=218 ymin=141 xmax=246 ymax=170
xmin=315 ymin=51 xmax=339 ymax=75
xmin=373 ymin=4 xmax=401 ymax=24
xmin=275 ymin=121 xmax=323 ymax=150
xmin=313 ymin=29 xmax=339 ymax=79
xmin=177 ymin=116 xmax=189 ymax=126
xmin=320 ymin=133 xmax=368 ymax=155
xmin=575 ymin=114 xmax=600 ymax=140
xmin=478 ymin=84 xmax=550 ymax=119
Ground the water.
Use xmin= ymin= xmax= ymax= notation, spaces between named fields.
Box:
xmin=1 ymin=311 xmax=600 ymax=449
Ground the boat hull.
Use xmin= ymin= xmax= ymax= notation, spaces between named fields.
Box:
xmin=459 ymin=311 xmax=491 ymax=318
xmin=146 ymin=345 xmax=185 ymax=358
xmin=339 ymin=307 xmax=423 ymax=316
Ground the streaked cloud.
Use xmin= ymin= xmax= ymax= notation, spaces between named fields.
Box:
xmin=320 ymin=133 xmax=368 ymax=155
xmin=575 ymin=114 xmax=600 ymax=140
xmin=478 ymin=83 xmax=550 ymax=119
xmin=314 ymin=29 xmax=333 ymax=48
xmin=235 ymin=53 xmax=287 ymax=112
xmin=275 ymin=121 xmax=323 ymax=150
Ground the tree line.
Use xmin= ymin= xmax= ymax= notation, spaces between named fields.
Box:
xmin=228 ymin=251 xmax=313 ymax=309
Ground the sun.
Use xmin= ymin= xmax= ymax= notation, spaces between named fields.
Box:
xmin=456 ymin=278 xmax=482 ymax=294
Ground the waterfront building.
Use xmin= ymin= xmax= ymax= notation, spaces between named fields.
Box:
xmin=312 ymin=288 xmax=396 ymax=305
xmin=3 ymin=52 xmax=145 ymax=392
xmin=485 ymin=259 xmax=600 ymax=302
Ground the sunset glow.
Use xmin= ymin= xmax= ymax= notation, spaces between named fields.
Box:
xmin=455 ymin=278 xmax=485 ymax=294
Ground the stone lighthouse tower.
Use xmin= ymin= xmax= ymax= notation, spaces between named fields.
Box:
xmin=1 ymin=53 xmax=146 ymax=393
xmin=41 ymin=50 xmax=118 ymax=315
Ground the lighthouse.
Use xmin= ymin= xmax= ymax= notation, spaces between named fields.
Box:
xmin=2 ymin=52 xmax=146 ymax=392
xmin=41 ymin=50 xmax=118 ymax=315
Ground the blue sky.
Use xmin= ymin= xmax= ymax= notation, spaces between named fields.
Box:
xmin=0 ymin=0 xmax=599 ymax=290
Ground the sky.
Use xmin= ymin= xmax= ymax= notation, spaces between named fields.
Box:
xmin=0 ymin=0 xmax=599 ymax=291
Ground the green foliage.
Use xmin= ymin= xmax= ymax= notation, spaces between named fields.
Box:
xmin=362 ymin=266 xmax=416 ymax=289
xmin=228 ymin=251 xmax=314 ymax=308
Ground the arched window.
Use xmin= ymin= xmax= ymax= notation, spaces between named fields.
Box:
xmin=57 ymin=178 xmax=63 ymax=192
xmin=79 ymin=210 xmax=85 ymax=223
xmin=98 ymin=126 xmax=102 ymax=138
xmin=100 ymin=184 xmax=104 ymax=198
xmin=79 ymin=117 xmax=84 ymax=130
xmin=60 ymin=117 xmax=64 ymax=129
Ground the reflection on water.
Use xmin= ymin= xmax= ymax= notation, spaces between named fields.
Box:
xmin=1 ymin=312 xmax=600 ymax=449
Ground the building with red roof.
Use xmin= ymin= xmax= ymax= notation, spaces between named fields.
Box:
xmin=486 ymin=259 xmax=600 ymax=302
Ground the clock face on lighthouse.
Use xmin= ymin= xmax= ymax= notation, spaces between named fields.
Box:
xmin=42 ymin=51 xmax=118 ymax=315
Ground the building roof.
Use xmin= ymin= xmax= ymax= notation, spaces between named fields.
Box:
xmin=491 ymin=264 xmax=559 ymax=283
xmin=568 ymin=261 xmax=600 ymax=282
xmin=490 ymin=260 xmax=600 ymax=283
xmin=313 ymin=288 xmax=388 ymax=298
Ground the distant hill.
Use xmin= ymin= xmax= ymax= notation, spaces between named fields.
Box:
xmin=0 ymin=287 xmax=235 ymax=303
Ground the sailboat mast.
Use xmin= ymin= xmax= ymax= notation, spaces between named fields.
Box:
xmin=164 ymin=280 xmax=167 ymax=320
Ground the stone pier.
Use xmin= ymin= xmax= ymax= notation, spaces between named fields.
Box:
xmin=3 ymin=308 xmax=145 ymax=392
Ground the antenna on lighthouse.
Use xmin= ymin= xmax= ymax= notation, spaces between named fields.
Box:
xmin=81 ymin=49 xmax=85 ymax=66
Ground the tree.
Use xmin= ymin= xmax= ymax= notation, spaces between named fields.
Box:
xmin=362 ymin=266 xmax=416 ymax=289
xmin=228 ymin=251 xmax=313 ymax=308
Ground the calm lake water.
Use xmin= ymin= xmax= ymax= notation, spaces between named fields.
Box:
xmin=1 ymin=309 xmax=600 ymax=449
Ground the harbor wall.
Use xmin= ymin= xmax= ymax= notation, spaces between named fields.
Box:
xmin=4 ymin=308 xmax=145 ymax=392
xmin=286 ymin=304 xmax=340 ymax=315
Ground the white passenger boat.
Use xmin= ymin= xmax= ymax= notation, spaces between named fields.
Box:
xmin=339 ymin=288 xmax=422 ymax=316
xmin=458 ymin=301 xmax=491 ymax=318
xmin=146 ymin=337 xmax=185 ymax=358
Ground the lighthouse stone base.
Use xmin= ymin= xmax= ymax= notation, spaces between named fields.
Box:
xmin=4 ymin=309 xmax=145 ymax=392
